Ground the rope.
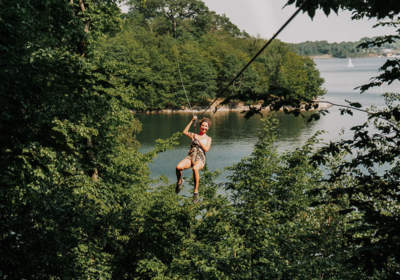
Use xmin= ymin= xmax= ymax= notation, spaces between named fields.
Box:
xmin=174 ymin=46 xmax=194 ymax=115
xmin=173 ymin=25 xmax=198 ymax=129
xmin=174 ymin=44 xmax=198 ymax=130
xmin=201 ymin=2 xmax=306 ymax=114
xmin=316 ymin=100 xmax=400 ymax=128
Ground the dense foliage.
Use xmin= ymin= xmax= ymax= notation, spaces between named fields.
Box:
xmin=1 ymin=0 xmax=399 ymax=279
xmin=98 ymin=0 xmax=325 ymax=111
xmin=290 ymin=0 xmax=400 ymax=277
xmin=1 ymin=0 xmax=157 ymax=278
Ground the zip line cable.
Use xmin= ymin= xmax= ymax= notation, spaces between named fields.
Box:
xmin=201 ymin=3 xmax=306 ymax=114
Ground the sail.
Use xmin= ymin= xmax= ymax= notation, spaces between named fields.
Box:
xmin=347 ymin=58 xmax=354 ymax=68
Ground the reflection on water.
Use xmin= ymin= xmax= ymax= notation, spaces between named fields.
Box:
xmin=136 ymin=111 xmax=318 ymax=181
xmin=316 ymin=57 xmax=399 ymax=106
xmin=136 ymin=57 xmax=398 ymax=183
xmin=137 ymin=111 xmax=316 ymax=149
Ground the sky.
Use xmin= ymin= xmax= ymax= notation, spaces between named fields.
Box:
xmin=201 ymin=0 xmax=394 ymax=43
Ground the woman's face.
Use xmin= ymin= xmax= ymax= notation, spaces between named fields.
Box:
xmin=200 ymin=121 xmax=209 ymax=134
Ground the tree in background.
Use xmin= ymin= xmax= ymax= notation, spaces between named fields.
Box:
xmin=105 ymin=0 xmax=325 ymax=112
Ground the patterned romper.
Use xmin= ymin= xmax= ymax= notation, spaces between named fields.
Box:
xmin=185 ymin=138 xmax=206 ymax=166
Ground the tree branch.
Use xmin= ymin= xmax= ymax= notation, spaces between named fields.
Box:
xmin=317 ymin=100 xmax=399 ymax=128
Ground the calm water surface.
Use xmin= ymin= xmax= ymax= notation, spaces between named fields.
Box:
xmin=136 ymin=57 xmax=399 ymax=183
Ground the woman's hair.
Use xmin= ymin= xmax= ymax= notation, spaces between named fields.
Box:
xmin=199 ymin=117 xmax=212 ymax=127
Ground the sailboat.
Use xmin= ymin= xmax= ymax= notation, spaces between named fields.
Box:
xmin=347 ymin=58 xmax=354 ymax=68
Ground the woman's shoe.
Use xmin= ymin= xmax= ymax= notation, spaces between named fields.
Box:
xmin=175 ymin=178 xmax=184 ymax=194
xmin=192 ymin=192 xmax=199 ymax=203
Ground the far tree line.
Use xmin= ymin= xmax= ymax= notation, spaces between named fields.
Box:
xmin=290 ymin=37 xmax=400 ymax=58
xmin=95 ymin=0 xmax=325 ymax=112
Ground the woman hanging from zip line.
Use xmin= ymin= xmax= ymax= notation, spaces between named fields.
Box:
xmin=175 ymin=115 xmax=212 ymax=203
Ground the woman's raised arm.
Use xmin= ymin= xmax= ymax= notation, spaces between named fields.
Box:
xmin=183 ymin=115 xmax=197 ymax=139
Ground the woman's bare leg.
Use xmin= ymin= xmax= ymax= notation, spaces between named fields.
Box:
xmin=176 ymin=158 xmax=191 ymax=192
xmin=192 ymin=161 xmax=205 ymax=194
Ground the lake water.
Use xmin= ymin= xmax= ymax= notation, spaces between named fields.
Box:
xmin=136 ymin=57 xmax=399 ymax=184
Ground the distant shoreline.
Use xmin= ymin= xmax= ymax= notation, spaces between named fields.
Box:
xmin=309 ymin=53 xmax=381 ymax=59
xmin=309 ymin=54 xmax=333 ymax=59
xmin=140 ymin=99 xmax=332 ymax=114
